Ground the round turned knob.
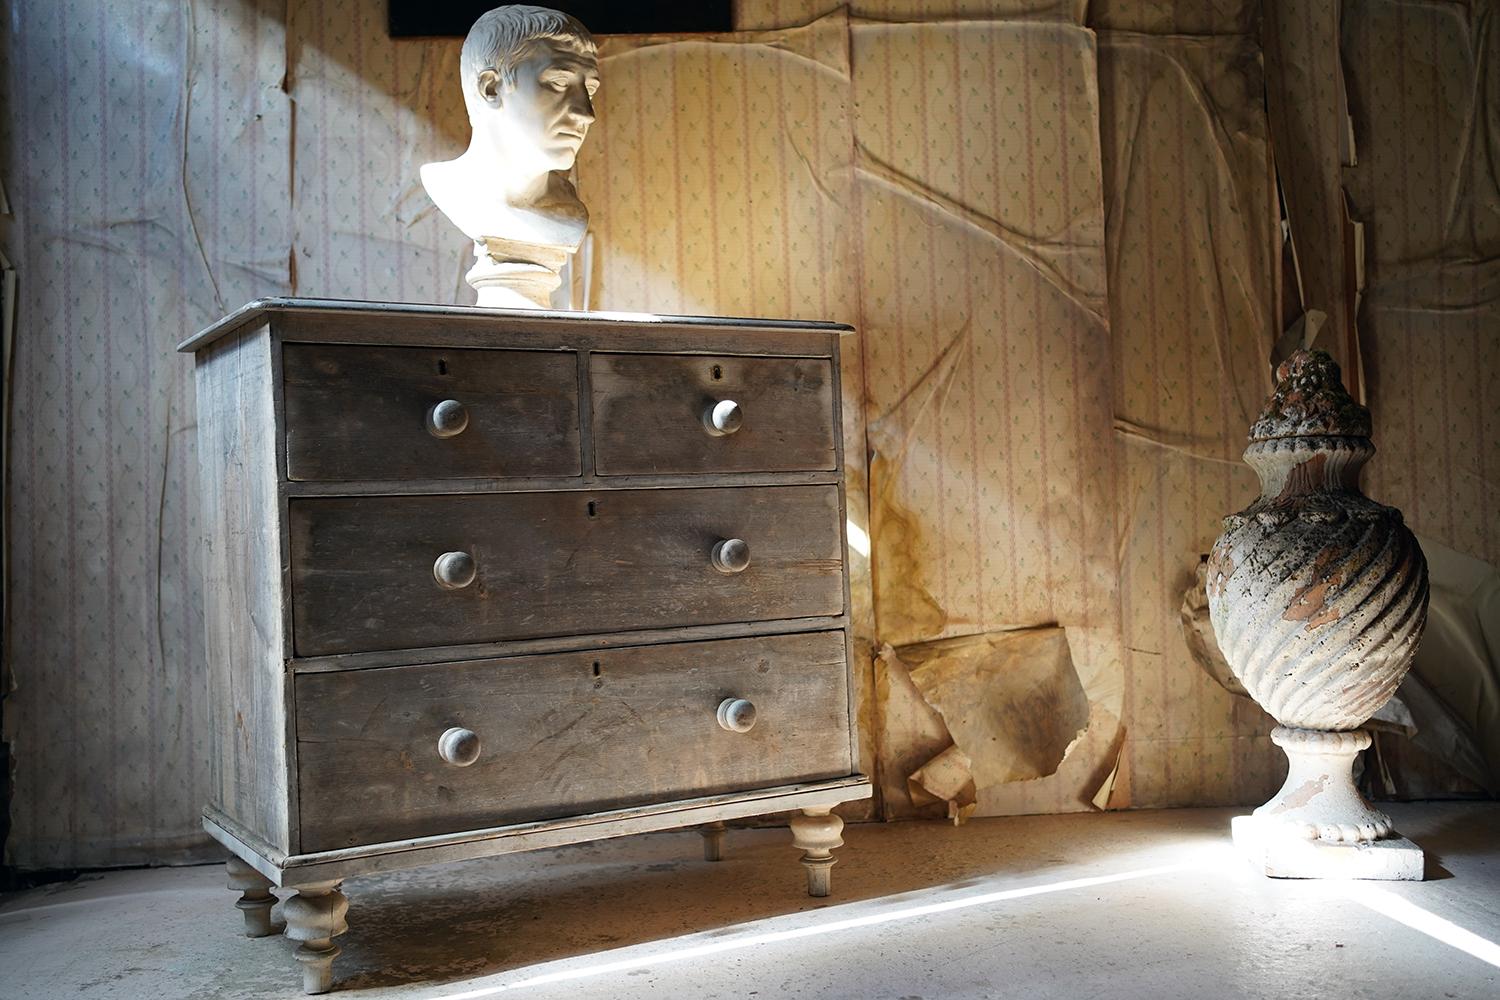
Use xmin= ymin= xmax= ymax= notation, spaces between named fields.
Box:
xmin=711 ymin=538 xmax=751 ymax=574
xmin=433 ymin=550 xmax=477 ymax=590
xmin=426 ymin=399 xmax=469 ymax=439
xmin=702 ymin=399 xmax=743 ymax=437
xmin=717 ymin=698 xmax=757 ymax=733
xmin=438 ymin=727 xmax=481 ymax=766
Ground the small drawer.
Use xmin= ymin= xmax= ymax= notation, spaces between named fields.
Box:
xmin=281 ymin=343 xmax=581 ymax=481
xmin=293 ymin=632 xmax=854 ymax=851
xmin=589 ymin=353 xmax=837 ymax=475
xmin=288 ymin=485 xmax=846 ymax=657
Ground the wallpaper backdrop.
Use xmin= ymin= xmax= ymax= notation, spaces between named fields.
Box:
xmin=1 ymin=0 xmax=1495 ymax=867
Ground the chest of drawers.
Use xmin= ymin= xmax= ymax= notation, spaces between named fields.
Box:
xmin=179 ymin=299 xmax=871 ymax=994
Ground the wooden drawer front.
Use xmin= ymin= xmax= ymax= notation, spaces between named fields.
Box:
xmin=289 ymin=485 xmax=845 ymax=657
xmin=294 ymin=632 xmax=854 ymax=851
xmin=590 ymin=353 xmax=837 ymax=475
xmin=282 ymin=343 xmax=581 ymax=481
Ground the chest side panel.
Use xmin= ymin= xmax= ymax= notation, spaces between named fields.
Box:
xmin=195 ymin=325 xmax=292 ymax=852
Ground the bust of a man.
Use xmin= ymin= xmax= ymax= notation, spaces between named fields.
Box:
xmin=421 ymin=5 xmax=599 ymax=307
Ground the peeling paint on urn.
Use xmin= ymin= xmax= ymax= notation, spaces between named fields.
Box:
xmin=1208 ymin=350 xmax=1428 ymax=854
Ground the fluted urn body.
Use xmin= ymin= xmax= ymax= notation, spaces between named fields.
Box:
xmin=1207 ymin=351 xmax=1428 ymax=847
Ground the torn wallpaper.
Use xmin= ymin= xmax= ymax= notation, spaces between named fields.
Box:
xmin=1246 ymin=0 xmax=1500 ymax=798
xmin=851 ymin=15 xmax=1130 ymax=817
xmin=888 ymin=628 xmax=1093 ymax=820
xmin=1263 ymin=0 xmax=1359 ymax=382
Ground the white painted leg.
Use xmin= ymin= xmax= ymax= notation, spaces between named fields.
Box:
xmin=226 ymin=855 xmax=278 ymax=938
xmin=788 ymin=807 xmax=844 ymax=897
xmin=700 ymin=821 xmax=727 ymax=862
xmin=282 ymin=880 xmax=349 ymax=995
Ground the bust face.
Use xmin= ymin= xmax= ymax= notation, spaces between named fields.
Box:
xmin=476 ymin=40 xmax=600 ymax=176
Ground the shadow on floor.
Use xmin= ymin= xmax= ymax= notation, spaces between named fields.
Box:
xmin=325 ymin=809 xmax=1235 ymax=991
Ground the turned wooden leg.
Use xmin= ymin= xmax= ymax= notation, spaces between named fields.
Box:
xmin=700 ymin=821 xmax=727 ymax=862
xmin=226 ymin=855 xmax=279 ymax=938
xmin=788 ymin=807 xmax=844 ymax=898
xmin=282 ymin=880 xmax=349 ymax=995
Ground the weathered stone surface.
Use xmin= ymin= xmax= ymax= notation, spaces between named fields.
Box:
xmin=1208 ymin=351 xmax=1429 ymax=870
xmin=1231 ymin=816 xmax=1425 ymax=881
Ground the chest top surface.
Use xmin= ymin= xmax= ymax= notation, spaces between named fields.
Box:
xmin=178 ymin=296 xmax=853 ymax=355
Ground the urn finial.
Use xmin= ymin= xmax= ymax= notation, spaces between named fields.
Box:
xmin=1249 ymin=349 xmax=1371 ymax=441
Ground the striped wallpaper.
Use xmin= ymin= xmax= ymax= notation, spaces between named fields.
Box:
xmin=2 ymin=0 xmax=1486 ymax=867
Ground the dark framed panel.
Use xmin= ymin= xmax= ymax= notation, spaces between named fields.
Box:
xmin=388 ymin=1 xmax=733 ymax=37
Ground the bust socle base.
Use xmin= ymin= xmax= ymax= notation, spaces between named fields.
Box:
xmin=467 ymin=235 xmax=572 ymax=308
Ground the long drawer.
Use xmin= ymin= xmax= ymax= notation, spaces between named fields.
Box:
xmin=293 ymin=631 xmax=853 ymax=851
xmin=590 ymin=352 xmax=837 ymax=475
xmin=282 ymin=342 xmax=581 ymax=481
xmin=289 ymin=484 xmax=846 ymax=657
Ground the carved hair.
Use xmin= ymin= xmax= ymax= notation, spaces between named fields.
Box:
xmin=460 ymin=5 xmax=596 ymax=107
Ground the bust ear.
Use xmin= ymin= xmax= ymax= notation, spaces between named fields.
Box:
xmin=476 ymin=68 xmax=503 ymax=108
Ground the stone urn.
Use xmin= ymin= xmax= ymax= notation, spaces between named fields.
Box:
xmin=1207 ymin=350 xmax=1428 ymax=876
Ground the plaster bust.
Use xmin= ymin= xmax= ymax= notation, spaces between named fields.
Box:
xmin=420 ymin=5 xmax=600 ymax=307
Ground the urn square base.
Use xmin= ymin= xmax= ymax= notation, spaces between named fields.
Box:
xmin=1231 ymin=816 xmax=1425 ymax=880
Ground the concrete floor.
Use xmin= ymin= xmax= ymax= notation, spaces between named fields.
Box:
xmin=1 ymin=803 xmax=1497 ymax=1000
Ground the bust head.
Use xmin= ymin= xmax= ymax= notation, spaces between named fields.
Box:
xmin=460 ymin=5 xmax=599 ymax=177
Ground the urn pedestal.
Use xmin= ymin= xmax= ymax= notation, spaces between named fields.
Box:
xmin=1207 ymin=350 xmax=1429 ymax=880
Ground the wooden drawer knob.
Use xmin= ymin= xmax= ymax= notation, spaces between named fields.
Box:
xmin=702 ymin=398 xmax=743 ymax=436
xmin=717 ymin=698 xmax=758 ymax=733
xmin=426 ymin=399 xmax=469 ymax=438
xmin=438 ymin=727 xmax=481 ymax=766
xmin=710 ymin=538 xmax=751 ymax=574
xmin=433 ymin=550 xmax=477 ymax=589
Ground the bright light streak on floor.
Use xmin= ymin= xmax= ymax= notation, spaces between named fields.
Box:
xmin=846 ymin=519 xmax=871 ymax=558
xmin=435 ymin=861 xmax=1206 ymax=998
xmin=1339 ymin=883 xmax=1500 ymax=970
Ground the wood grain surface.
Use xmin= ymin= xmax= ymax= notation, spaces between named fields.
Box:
xmin=282 ymin=342 xmax=581 ymax=481
xmin=177 ymin=298 xmax=847 ymax=355
xmin=268 ymin=308 xmax=839 ymax=359
xmin=591 ymin=353 xmax=837 ymax=474
xmin=294 ymin=631 xmax=853 ymax=851
xmin=204 ymin=776 xmax=873 ymax=885
xmin=288 ymin=484 xmax=845 ymax=656
xmin=195 ymin=325 xmax=293 ymax=852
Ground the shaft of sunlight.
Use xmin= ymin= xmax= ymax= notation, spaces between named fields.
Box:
xmin=1340 ymin=883 xmax=1500 ymax=970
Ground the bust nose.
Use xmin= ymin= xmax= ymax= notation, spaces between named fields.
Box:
xmin=569 ymin=92 xmax=596 ymax=127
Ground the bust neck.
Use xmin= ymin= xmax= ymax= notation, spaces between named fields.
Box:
xmin=420 ymin=141 xmax=588 ymax=250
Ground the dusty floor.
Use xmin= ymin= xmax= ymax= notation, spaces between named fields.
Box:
xmin=1 ymin=803 xmax=1497 ymax=999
